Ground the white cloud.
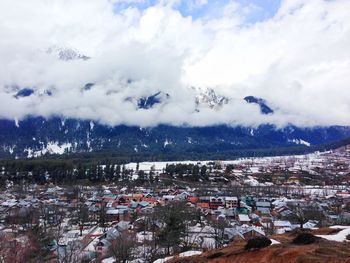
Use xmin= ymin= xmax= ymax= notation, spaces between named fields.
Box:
xmin=0 ymin=0 xmax=349 ymax=127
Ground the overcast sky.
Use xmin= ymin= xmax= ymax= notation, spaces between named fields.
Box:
xmin=0 ymin=0 xmax=349 ymax=127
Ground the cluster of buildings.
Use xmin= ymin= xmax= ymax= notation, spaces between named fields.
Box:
xmin=0 ymin=178 xmax=350 ymax=262
xmin=0 ymin=147 xmax=350 ymax=262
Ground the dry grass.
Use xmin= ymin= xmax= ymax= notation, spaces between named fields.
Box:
xmin=170 ymin=233 xmax=350 ymax=263
xmin=311 ymin=227 xmax=342 ymax=235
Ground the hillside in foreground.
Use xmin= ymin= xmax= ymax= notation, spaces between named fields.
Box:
xmin=170 ymin=230 xmax=350 ymax=263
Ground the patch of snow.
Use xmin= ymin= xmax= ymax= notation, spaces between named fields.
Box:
xmin=179 ymin=251 xmax=202 ymax=257
xmin=153 ymin=256 xmax=173 ymax=263
xmin=136 ymin=231 xmax=153 ymax=242
xmin=14 ymin=118 xmax=19 ymax=128
xmin=289 ymin=139 xmax=311 ymax=147
xmin=8 ymin=146 xmax=14 ymax=154
xmin=25 ymin=142 xmax=72 ymax=158
xmin=317 ymin=226 xmax=350 ymax=242
xmin=244 ymin=176 xmax=260 ymax=186
xmin=86 ymin=132 xmax=92 ymax=151
xmin=46 ymin=142 xmax=72 ymax=155
xmin=164 ymin=138 xmax=172 ymax=147
xmin=270 ymin=239 xmax=281 ymax=245
xmin=102 ymin=258 xmax=115 ymax=263
xmin=90 ymin=121 xmax=94 ymax=130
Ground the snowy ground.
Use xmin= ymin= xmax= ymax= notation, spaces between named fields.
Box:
xmin=102 ymin=257 xmax=115 ymax=263
xmin=124 ymin=151 xmax=329 ymax=172
xmin=153 ymin=250 xmax=202 ymax=263
xmin=270 ymin=239 xmax=281 ymax=245
xmin=316 ymin=225 xmax=350 ymax=242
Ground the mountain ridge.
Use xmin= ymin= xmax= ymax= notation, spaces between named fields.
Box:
xmin=1 ymin=116 xmax=350 ymax=160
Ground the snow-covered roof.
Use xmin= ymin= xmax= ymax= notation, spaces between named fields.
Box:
xmin=274 ymin=220 xmax=292 ymax=227
xmin=225 ymin=197 xmax=238 ymax=201
xmin=238 ymin=214 xmax=250 ymax=222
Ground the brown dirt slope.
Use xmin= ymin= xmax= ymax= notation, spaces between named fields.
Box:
xmin=170 ymin=233 xmax=350 ymax=263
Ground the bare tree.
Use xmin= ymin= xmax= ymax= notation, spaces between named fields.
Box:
xmin=210 ymin=219 xmax=230 ymax=249
xmin=288 ymin=204 xmax=326 ymax=229
xmin=59 ymin=241 xmax=82 ymax=263
xmin=155 ymin=201 xmax=191 ymax=255
xmin=108 ymin=231 xmax=136 ymax=263
xmin=77 ymin=203 xmax=89 ymax=236
xmin=99 ymin=201 xmax=108 ymax=232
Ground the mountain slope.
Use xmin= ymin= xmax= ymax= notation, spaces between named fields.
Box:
xmin=1 ymin=117 xmax=350 ymax=159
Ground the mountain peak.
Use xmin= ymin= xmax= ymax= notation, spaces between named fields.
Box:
xmin=14 ymin=88 xmax=34 ymax=99
xmin=47 ymin=46 xmax=90 ymax=61
xmin=244 ymin=96 xmax=273 ymax=114
xmin=194 ymin=87 xmax=229 ymax=109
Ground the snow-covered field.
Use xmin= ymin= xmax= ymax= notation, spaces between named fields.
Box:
xmin=124 ymin=151 xmax=330 ymax=172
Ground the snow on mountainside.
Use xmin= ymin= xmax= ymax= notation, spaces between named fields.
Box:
xmin=46 ymin=46 xmax=90 ymax=61
xmin=25 ymin=142 xmax=72 ymax=158
xmin=193 ymin=88 xmax=274 ymax=114
xmin=0 ymin=116 xmax=350 ymax=159
xmin=1 ymin=85 xmax=349 ymax=159
xmin=194 ymin=87 xmax=229 ymax=110
xmin=289 ymin=138 xmax=311 ymax=147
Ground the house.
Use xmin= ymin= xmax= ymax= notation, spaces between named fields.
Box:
xmin=255 ymin=201 xmax=271 ymax=215
xmin=238 ymin=214 xmax=250 ymax=224
xmin=96 ymin=227 xmax=121 ymax=253
xmin=162 ymin=195 xmax=176 ymax=202
xmin=95 ymin=239 xmax=111 ymax=254
xmin=241 ymin=226 xmax=265 ymax=240
xmin=224 ymin=227 xmax=244 ymax=242
xmin=225 ymin=197 xmax=238 ymax=208
xmin=130 ymin=201 xmax=149 ymax=209
xmin=209 ymin=197 xmax=225 ymax=210
xmin=116 ymin=221 xmax=130 ymax=231
xmin=273 ymin=220 xmax=292 ymax=234
xmin=106 ymin=209 xmax=120 ymax=222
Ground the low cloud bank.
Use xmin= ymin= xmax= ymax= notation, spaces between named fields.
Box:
xmin=0 ymin=0 xmax=350 ymax=128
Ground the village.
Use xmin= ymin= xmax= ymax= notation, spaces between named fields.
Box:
xmin=1 ymin=146 xmax=350 ymax=262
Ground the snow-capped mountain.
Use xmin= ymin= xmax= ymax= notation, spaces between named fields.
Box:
xmin=2 ymin=84 xmax=350 ymax=160
xmin=46 ymin=46 xmax=90 ymax=61
xmin=194 ymin=87 xmax=229 ymax=110
xmin=125 ymin=91 xmax=170 ymax=109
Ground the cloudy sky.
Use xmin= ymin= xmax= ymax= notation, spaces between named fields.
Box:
xmin=0 ymin=0 xmax=349 ymax=127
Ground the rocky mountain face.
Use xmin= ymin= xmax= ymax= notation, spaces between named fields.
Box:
xmin=194 ymin=88 xmax=230 ymax=110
